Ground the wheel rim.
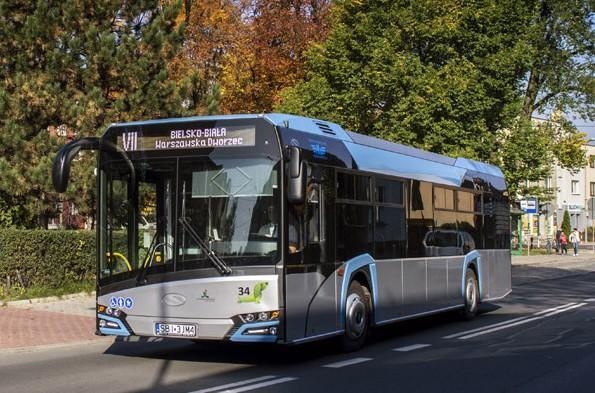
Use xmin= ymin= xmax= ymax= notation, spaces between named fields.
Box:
xmin=465 ymin=277 xmax=477 ymax=313
xmin=345 ymin=293 xmax=367 ymax=339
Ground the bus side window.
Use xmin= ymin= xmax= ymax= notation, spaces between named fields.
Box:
xmin=306 ymin=183 xmax=321 ymax=243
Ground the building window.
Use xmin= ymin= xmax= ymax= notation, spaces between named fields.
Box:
xmin=544 ymin=177 xmax=552 ymax=191
xmin=571 ymin=180 xmax=579 ymax=194
xmin=591 ymin=182 xmax=595 ymax=197
xmin=590 ymin=156 xmax=595 ymax=168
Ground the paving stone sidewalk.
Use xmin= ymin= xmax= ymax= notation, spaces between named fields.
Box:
xmin=511 ymin=250 xmax=595 ymax=285
xmin=0 ymin=293 xmax=106 ymax=351
xmin=512 ymin=249 xmax=595 ymax=266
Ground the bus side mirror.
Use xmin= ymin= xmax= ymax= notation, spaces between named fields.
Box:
xmin=287 ymin=146 xmax=306 ymax=204
xmin=52 ymin=137 xmax=135 ymax=193
xmin=52 ymin=137 xmax=101 ymax=192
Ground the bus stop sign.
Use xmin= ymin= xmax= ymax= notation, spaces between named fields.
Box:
xmin=520 ymin=198 xmax=538 ymax=214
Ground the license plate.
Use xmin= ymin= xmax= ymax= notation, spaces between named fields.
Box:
xmin=154 ymin=322 xmax=197 ymax=337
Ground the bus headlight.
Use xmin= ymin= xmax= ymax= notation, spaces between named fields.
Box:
xmin=237 ymin=311 xmax=279 ymax=323
xmin=242 ymin=324 xmax=279 ymax=336
xmin=98 ymin=319 xmax=120 ymax=329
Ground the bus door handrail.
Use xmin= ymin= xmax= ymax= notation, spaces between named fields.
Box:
xmin=136 ymin=227 xmax=164 ymax=285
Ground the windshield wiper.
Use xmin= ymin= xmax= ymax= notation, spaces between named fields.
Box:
xmin=179 ymin=217 xmax=232 ymax=276
xmin=136 ymin=226 xmax=162 ymax=285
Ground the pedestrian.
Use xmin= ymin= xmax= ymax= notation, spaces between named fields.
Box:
xmin=555 ymin=228 xmax=562 ymax=254
xmin=569 ymin=228 xmax=581 ymax=256
xmin=560 ymin=231 xmax=568 ymax=255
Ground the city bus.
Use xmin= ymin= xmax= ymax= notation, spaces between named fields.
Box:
xmin=52 ymin=113 xmax=511 ymax=350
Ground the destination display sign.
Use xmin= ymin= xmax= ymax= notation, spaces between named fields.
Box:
xmin=117 ymin=125 xmax=256 ymax=152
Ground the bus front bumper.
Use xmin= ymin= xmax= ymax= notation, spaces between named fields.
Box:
xmin=98 ymin=314 xmax=280 ymax=343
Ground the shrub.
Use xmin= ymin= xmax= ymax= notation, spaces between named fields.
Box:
xmin=561 ymin=210 xmax=571 ymax=236
xmin=0 ymin=229 xmax=96 ymax=290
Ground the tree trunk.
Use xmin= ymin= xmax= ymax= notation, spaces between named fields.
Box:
xmin=522 ymin=66 xmax=540 ymax=120
xmin=38 ymin=212 xmax=49 ymax=229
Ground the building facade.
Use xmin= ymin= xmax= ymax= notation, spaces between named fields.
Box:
xmin=523 ymin=118 xmax=593 ymax=240
xmin=585 ymin=144 xmax=595 ymax=240
xmin=531 ymin=143 xmax=594 ymax=240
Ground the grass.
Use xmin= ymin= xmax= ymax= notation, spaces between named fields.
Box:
xmin=514 ymin=248 xmax=550 ymax=255
xmin=0 ymin=279 xmax=95 ymax=302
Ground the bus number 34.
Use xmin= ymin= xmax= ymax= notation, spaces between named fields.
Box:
xmin=238 ymin=287 xmax=250 ymax=296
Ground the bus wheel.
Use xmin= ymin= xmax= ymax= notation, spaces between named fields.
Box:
xmin=341 ymin=281 xmax=370 ymax=352
xmin=461 ymin=267 xmax=479 ymax=321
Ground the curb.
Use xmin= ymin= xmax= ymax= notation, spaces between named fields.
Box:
xmin=1 ymin=291 xmax=96 ymax=307
xmin=511 ymin=256 xmax=595 ymax=267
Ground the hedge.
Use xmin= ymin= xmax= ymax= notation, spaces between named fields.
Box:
xmin=0 ymin=229 xmax=96 ymax=289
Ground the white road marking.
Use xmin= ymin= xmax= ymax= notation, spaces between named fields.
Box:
xmin=584 ymin=298 xmax=595 ymax=302
xmin=458 ymin=303 xmax=587 ymax=340
xmin=190 ymin=376 xmax=278 ymax=393
xmin=442 ymin=315 xmax=532 ymax=339
xmin=322 ymin=357 xmax=373 ymax=368
xmin=221 ymin=377 xmax=298 ymax=393
xmin=393 ymin=344 xmax=431 ymax=352
xmin=542 ymin=303 xmax=587 ymax=317
xmin=442 ymin=303 xmax=577 ymax=339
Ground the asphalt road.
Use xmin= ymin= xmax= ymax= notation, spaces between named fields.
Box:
xmin=1 ymin=262 xmax=594 ymax=393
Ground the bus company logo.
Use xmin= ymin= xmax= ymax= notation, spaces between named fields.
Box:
xmin=162 ymin=293 xmax=186 ymax=306
xmin=309 ymin=140 xmax=327 ymax=159
xmin=122 ymin=132 xmax=138 ymax=151
xmin=198 ymin=289 xmax=215 ymax=302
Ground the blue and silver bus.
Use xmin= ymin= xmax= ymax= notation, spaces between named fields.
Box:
xmin=53 ymin=114 xmax=511 ymax=350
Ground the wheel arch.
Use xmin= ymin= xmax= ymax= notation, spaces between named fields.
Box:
xmin=461 ymin=250 xmax=483 ymax=301
xmin=339 ymin=253 xmax=378 ymax=328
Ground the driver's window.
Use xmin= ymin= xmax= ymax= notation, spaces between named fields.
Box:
xmin=287 ymin=164 xmax=331 ymax=264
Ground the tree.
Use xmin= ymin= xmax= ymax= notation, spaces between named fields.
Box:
xmin=278 ymin=0 xmax=530 ymax=159
xmin=521 ymin=0 xmax=594 ymax=121
xmin=0 ymin=1 xmax=188 ymax=228
xmin=219 ymin=0 xmax=332 ymax=113
xmin=503 ymin=0 xmax=593 ymax=198
xmin=168 ymin=0 xmax=242 ymax=114
xmin=562 ymin=209 xmax=571 ymax=236
xmin=277 ymin=0 xmax=591 ymax=199
xmin=499 ymin=116 xmax=587 ymax=198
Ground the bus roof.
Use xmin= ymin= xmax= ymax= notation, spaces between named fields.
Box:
xmin=109 ymin=113 xmax=505 ymax=187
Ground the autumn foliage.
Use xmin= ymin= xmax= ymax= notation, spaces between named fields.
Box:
xmin=172 ymin=0 xmax=332 ymax=114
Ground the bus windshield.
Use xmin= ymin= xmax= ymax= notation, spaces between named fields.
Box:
xmin=99 ymin=154 xmax=281 ymax=284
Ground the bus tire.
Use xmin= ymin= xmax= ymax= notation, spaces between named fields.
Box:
xmin=461 ymin=267 xmax=479 ymax=321
xmin=341 ymin=280 xmax=370 ymax=352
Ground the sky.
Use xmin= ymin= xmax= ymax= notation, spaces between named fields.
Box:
xmin=573 ymin=118 xmax=595 ymax=143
